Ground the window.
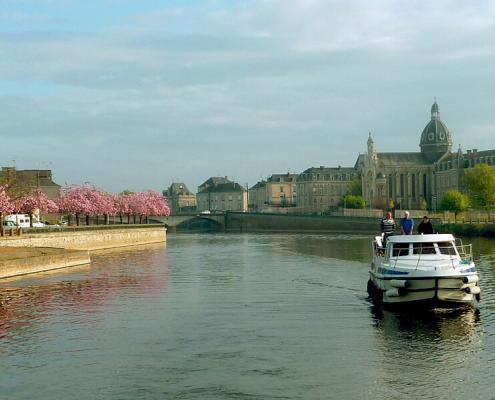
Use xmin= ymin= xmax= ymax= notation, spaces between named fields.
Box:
xmin=280 ymin=187 xmax=284 ymax=193
xmin=437 ymin=242 xmax=456 ymax=255
xmin=413 ymin=242 xmax=436 ymax=255
xmin=392 ymin=243 xmax=410 ymax=257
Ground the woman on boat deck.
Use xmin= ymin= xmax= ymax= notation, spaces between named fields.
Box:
xmin=380 ymin=211 xmax=395 ymax=246
xmin=400 ymin=211 xmax=414 ymax=235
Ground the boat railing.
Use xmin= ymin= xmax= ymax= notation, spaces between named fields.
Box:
xmin=456 ymin=243 xmax=473 ymax=264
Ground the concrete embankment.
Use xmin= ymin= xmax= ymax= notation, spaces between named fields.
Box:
xmin=0 ymin=224 xmax=167 ymax=251
xmin=225 ymin=212 xmax=379 ymax=233
xmin=0 ymin=225 xmax=166 ymax=279
xmin=0 ymin=247 xmax=90 ymax=279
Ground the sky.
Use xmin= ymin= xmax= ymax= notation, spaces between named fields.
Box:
xmin=1 ymin=0 xmax=495 ymax=193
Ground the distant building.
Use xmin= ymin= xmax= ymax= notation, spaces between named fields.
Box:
xmin=249 ymin=173 xmax=298 ymax=211
xmin=248 ymin=180 xmax=266 ymax=211
xmin=164 ymin=182 xmax=197 ymax=214
xmin=197 ymin=177 xmax=247 ymax=212
xmin=296 ymin=166 xmax=358 ymax=213
xmin=356 ymin=101 xmax=495 ymax=211
xmin=266 ymin=173 xmax=298 ymax=207
xmin=0 ymin=167 xmax=60 ymax=199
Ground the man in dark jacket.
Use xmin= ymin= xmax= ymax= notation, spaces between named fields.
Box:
xmin=417 ymin=215 xmax=434 ymax=234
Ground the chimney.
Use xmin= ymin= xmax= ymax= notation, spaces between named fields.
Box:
xmin=467 ymin=149 xmax=472 ymax=155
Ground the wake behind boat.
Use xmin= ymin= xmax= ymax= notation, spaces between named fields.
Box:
xmin=367 ymin=233 xmax=480 ymax=308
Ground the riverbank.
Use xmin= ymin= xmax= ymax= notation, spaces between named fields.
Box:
xmin=0 ymin=224 xmax=167 ymax=251
xmin=225 ymin=212 xmax=379 ymax=233
xmin=437 ymin=223 xmax=495 ymax=237
xmin=0 ymin=247 xmax=90 ymax=279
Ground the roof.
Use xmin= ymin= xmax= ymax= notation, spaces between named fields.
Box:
xmin=267 ymin=173 xmax=298 ymax=183
xmin=376 ymin=152 xmax=430 ymax=166
xmin=167 ymin=182 xmax=193 ymax=195
xmin=300 ymin=166 xmax=357 ymax=174
xmin=199 ymin=176 xmax=232 ymax=188
xmin=200 ymin=182 xmax=246 ymax=193
xmin=387 ymin=234 xmax=455 ymax=243
xmin=249 ymin=181 xmax=266 ymax=190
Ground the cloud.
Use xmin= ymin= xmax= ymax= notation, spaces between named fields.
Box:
xmin=1 ymin=0 xmax=495 ymax=191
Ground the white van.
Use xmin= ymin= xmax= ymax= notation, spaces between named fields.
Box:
xmin=4 ymin=214 xmax=45 ymax=228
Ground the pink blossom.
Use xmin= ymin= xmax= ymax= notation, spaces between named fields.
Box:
xmin=0 ymin=186 xmax=14 ymax=214
xmin=16 ymin=188 xmax=58 ymax=215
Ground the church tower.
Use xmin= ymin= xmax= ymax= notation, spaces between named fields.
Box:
xmin=419 ymin=101 xmax=453 ymax=162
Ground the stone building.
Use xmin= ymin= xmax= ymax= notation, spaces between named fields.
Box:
xmin=266 ymin=173 xmax=298 ymax=207
xmin=163 ymin=183 xmax=197 ymax=214
xmin=197 ymin=177 xmax=247 ymax=212
xmin=249 ymin=173 xmax=298 ymax=211
xmin=357 ymin=101 xmax=495 ymax=211
xmin=0 ymin=167 xmax=61 ymax=199
xmin=248 ymin=180 xmax=266 ymax=211
xmin=296 ymin=166 xmax=358 ymax=213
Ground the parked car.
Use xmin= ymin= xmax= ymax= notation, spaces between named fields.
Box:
xmin=4 ymin=214 xmax=45 ymax=228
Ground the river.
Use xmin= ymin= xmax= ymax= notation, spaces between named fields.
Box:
xmin=0 ymin=233 xmax=494 ymax=399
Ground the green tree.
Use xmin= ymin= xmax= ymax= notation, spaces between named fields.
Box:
xmin=348 ymin=178 xmax=362 ymax=196
xmin=388 ymin=198 xmax=395 ymax=211
xmin=419 ymin=198 xmax=428 ymax=211
xmin=343 ymin=194 xmax=366 ymax=209
xmin=463 ymin=164 xmax=495 ymax=211
xmin=439 ymin=190 xmax=470 ymax=222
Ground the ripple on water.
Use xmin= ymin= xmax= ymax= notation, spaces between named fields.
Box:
xmin=0 ymin=233 xmax=494 ymax=400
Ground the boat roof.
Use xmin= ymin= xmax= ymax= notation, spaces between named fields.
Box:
xmin=387 ymin=234 xmax=455 ymax=243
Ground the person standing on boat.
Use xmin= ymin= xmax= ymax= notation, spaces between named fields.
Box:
xmin=417 ymin=215 xmax=434 ymax=234
xmin=380 ymin=211 xmax=395 ymax=246
xmin=400 ymin=211 xmax=414 ymax=235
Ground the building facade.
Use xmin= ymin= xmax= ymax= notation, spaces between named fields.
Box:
xmin=249 ymin=173 xmax=298 ymax=211
xmin=357 ymin=101 xmax=495 ymax=211
xmin=197 ymin=177 xmax=247 ymax=212
xmin=296 ymin=166 xmax=358 ymax=213
xmin=248 ymin=180 xmax=266 ymax=211
xmin=163 ymin=182 xmax=197 ymax=214
xmin=266 ymin=173 xmax=298 ymax=207
xmin=0 ymin=167 xmax=61 ymax=199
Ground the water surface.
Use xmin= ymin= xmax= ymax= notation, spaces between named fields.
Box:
xmin=0 ymin=234 xmax=494 ymax=399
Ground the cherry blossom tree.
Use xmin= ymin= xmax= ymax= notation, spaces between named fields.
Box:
xmin=113 ymin=193 xmax=133 ymax=224
xmin=0 ymin=186 xmax=14 ymax=236
xmin=57 ymin=185 xmax=95 ymax=226
xmin=15 ymin=188 xmax=58 ymax=227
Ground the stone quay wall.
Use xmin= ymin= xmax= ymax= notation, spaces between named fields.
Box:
xmin=0 ymin=225 xmax=167 ymax=251
xmin=225 ymin=212 xmax=379 ymax=233
xmin=0 ymin=248 xmax=90 ymax=279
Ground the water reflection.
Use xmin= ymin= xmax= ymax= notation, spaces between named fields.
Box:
xmin=0 ymin=233 xmax=494 ymax=400
xmin=370 ymin=306 xmax=481 ymax=340
xmin=0 ymin=244 xmax=169 ymax=342
xmin=368 ymin=305 xmax=483 ymax=399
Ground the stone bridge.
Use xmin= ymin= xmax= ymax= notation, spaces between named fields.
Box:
xmin=149 ymin=212 xmax=226 ymax=229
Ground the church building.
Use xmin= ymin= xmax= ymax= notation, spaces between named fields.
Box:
xmin=356 ymin=101 xmax=495 ymax=211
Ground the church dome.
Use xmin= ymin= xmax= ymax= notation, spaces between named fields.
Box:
xmin=419 ymin=101 xmax=453 ymax=162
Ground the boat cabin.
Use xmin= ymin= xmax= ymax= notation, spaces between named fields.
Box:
xmin=374 ymin=234 xmax=472 ymax=262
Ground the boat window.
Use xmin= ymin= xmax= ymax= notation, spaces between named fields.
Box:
xmin=437 ymin=241 xmax=456 ymax=255
xmin=413 ymin=242 xmax=436 ymax=255
xmin=392 ymin=242 xmax=410 ymax=257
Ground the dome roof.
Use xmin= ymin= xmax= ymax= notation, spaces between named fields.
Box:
xmin=419 ymin=101 xmax=453 ymax=161
xmin=420 ymin=119 xmax=452 ymax=146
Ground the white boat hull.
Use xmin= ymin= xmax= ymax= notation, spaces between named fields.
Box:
xmin=367 ymin=234 xmax=480 ymax=309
